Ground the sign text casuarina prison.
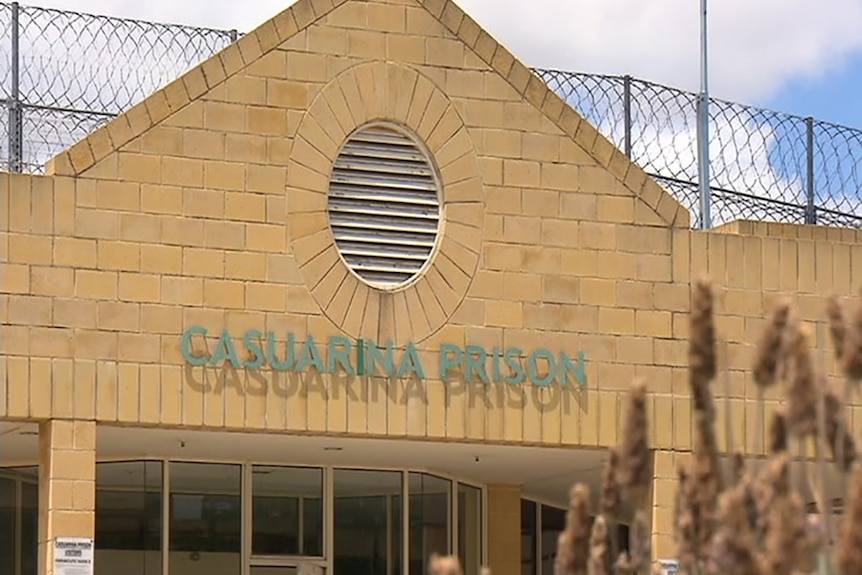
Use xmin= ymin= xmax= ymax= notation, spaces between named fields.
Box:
xmin=180 ymin=327 xmax=587 ymax=388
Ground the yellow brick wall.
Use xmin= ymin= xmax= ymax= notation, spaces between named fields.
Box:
xmin=486 ymin=484 xmax=522 ymax=575
xmin=651 ymin=450 xmax=678 ymax=560
xmin=37 ymin=420 xmax=96 ymax=575
xmin=1 ymin=0 xmax=861 ymax=460
xmin=0 ymin=0 xmax=682 ymax=452
xmin=679 ymin=227 xmax=862 ymax=457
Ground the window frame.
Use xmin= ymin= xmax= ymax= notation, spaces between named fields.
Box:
xmin=79 ymin=456 xmax=488 ymax=575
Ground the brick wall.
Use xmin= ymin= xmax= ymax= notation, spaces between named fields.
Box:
xmin=1 ymin=0 xmax=860 ymax=455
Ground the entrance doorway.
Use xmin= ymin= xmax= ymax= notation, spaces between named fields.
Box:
xmin=0 ymin=467 xmax=38 ymax=575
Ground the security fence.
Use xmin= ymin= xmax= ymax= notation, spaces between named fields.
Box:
xmin=537 ymin=70 xmax=862 ymax=228
xmin=2 ymin=2 xmax=861 ymax=229
xmin=0 ymin=2 xmax=236 ymax=173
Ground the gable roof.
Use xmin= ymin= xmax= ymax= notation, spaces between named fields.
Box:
xmin=45 ymin=0 xmax=689 ymax=228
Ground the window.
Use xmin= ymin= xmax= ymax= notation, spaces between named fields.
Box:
xmin=169 ymin=462 xmax=242 ymax=575
xmin=522 ymin=497 xmax=631 ymax=575
xmin=408 ymin=473 xmax=451 ymax=575
xmin=4 ymin=457 xmax=489 ymax=575
xmin=328 ymin=123 xmax=442 ymax=289
xmin=457 ymin=483 xmax=482 ymax=575
xmin=251 ymin=466 xmax=324 ymax=557
xmin=333 ymin=469 xmax=403 ymax=575
xmin=521 ymin=499 xmax=537 ymax=575
xmin=0 ymin=467 xmax=38 ymax=575
xmin=540 ymin=505 xmax=566 ymax=575
xmin=0 ymin=476 xmax=15 ymax=575
xmin=95 ymin=461 xmax=162 ymax=575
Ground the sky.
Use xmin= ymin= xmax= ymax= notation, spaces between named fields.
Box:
xmin=30 ymin=0 xmax=862 ymax=130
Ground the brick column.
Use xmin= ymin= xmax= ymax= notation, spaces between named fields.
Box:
xmin=38 ymin=420 xmax=96 ymax=575
xmin=651 ymin=449 xmax=678 ymax=562
xmin=486 ymin=484 xmax=521 ymax=575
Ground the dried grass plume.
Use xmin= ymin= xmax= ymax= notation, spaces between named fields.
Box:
xmin=616 ymin=379 xmax=651 ymax=504
xmin=556 ymin=484 xmax=592 ymax=575
xmin=841 ymin=290 xmax=862 ymax=379
xmin=753 ymin=300 xmax=791 ymax=388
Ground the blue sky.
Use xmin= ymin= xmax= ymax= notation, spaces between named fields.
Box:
xmin=764 ymin=54 xmax=862 ymax=130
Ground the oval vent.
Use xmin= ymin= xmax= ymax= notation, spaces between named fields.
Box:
xmin=327 ymin=124 xmax=442 ymax=289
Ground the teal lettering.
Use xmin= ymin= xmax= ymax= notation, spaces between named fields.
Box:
xmin=366 ymin=340 xmax=395 ymax=377
xmin=527 ymin=349 xmax=556 ymax=386
xmin=243 ymin=330 xmax=265 ymax=369
xmin=357 ymin=339 xmax=366 ymax=376
xmin=560 ymin=351 xmax=587 ymax=387
xmin=297 ymin=335 xmax=326 ymax=373
xmin=439 ymin=344 xmax=464 ymax=381
xmin=266 ymin=332 xmax=295 ymax=371
xmin=183 ymin=326 xmax=587 ymax=388
xmin=210 ymin=329 xmax=242 ymax=368
xmin=504 ymin=347 xmax=525 ymax=385
xmin=328 ymin=336 xmax=355 ymax=375
xmin=181 ymin=326 xmax=209 ymax=366
xmin=396 ymin=342 xmax=425 ymax=378
xmin=465 ymin=345 xmax=490 ymax=383
xmin=491 ymin=346 xmax=503 ymax=383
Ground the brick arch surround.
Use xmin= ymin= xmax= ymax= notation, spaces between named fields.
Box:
xmin=286 ymin=61 xmax=484 ymax=343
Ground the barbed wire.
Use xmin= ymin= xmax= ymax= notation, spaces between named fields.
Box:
xmin=1 ymin=2 xmax=236 ymax=173
xmin=537 ymin=69 xmax=862 ymax=228
xmin=1 ymin=2 xmax=861 ymax=229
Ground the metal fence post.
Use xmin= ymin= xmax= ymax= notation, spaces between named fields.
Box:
xmin=8 ymin=2 xmax=22 ymax=173
xmin=805 ymin=116 xmax=816 ymax=225
xmin=623 ymin=75 xmax=632 ymax=158
xmin=697 ymin=0 xmax=712 ymax=230
xmin=229 ymin=29 xmax=238 ymax=42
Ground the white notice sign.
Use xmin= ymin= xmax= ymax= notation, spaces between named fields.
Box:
xmin=54 ymin=537 xmax=93 ymax=575
xmin=658 ymin=559 xmax=679 ymax=575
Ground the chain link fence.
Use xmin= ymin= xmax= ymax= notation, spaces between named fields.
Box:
xmin=0 ymin=2 xmax=236 ymax=174
xmin=1 ymin=2 xmax=861 ymax=229
xmin=537 ymin=70 xmax=862 ymax=228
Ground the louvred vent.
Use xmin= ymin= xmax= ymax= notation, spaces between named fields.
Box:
xmin=327 ymin=125 xmax=442 ymax=289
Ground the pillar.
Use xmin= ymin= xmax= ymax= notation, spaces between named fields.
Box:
xmin=486 ymin=484 xmax=522 ymax=575
xmin=38 ymin=420 xmax=96 ymax=575
xmin=651 ymin=449 xmax=678 ymax=563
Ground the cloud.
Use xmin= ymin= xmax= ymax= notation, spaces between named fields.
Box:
xmin=641 ymin=114 xmax=809 ymax=227
xmin=29 ymin=0 xmax=862 ymax=105
xmin=544 ymin=72 xmax=814 ymax=226
xmin=458 ymin=0 xmax=862 ymax=104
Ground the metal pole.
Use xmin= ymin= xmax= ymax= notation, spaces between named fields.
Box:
xmin=805 ymin=116 xmax=816 ymax=225
xmin=697 ymin=0 xmax=711 ymax=229
xmin=623 ymin=75 xmax=632 ymax=158
xmin=229 ymin=29 xmax=238 ymax=42
xmin=9 ymin=2 xmax=22 ymax=173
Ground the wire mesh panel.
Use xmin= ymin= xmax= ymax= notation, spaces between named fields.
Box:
xmin=0 ymin=2 xmax=10 ymax=100
xmin=2 ymin=2 xmax=862 ymax=229
xmin=0 ymin=2 xmax=235 ymax=172
xmin=16 ymin=4 xmax=234 ymax=112
xmin=629 ymin=78 xmax=698 ymax=183
xmin=537 ymin=70 xmax=627 ymax=151
xmin=538 ymin=68 xmax=862 ymax=229
xmin=814 ymin=121 xmax=862 ymax=226
xmin=20 ymin=105 xmax=112 ymax=173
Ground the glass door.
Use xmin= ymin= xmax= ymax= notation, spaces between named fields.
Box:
xmin=248 ymin=466 xmax=326 ymax=575
xmin=332 ymin=469 xmax=402 ymax=575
